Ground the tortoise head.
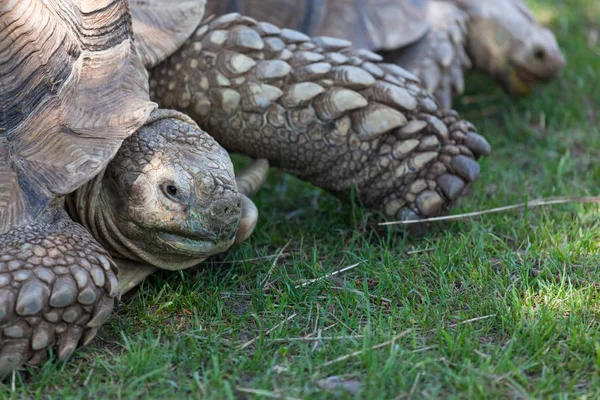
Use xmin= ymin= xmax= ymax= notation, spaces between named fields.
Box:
xmin=456 ymin=0 xmax=565 ymax=95
xmin=99 ymin=110 xmax=242 ymax=270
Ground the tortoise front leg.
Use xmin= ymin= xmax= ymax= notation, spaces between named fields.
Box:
xmin=150 ymin=14 xmax=490 ymax=221
xmin=0 ymin=209 xmax=118 ymax=377
xmin=234 ymin=159 xmax=269 ymax=244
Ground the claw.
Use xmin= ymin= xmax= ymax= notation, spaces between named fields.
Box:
xmin=436 ymin=85 xmax=453 ymax=110
xmin=58 ymin=326 xmax=83 ymax=361
xmin=235 ymin=195 xmax=258 ymax=244
xmin=396 ymin=208 xmax=419 ymax=221
xmin=104 ymin=270 xmax=119 ymax=298
xmin=416 ymin=191 xmax=443 ymax=217
xmin=28 ymin=350 xmax=48 ymax=366
xmin=451 ymin=65 xmax=465 ymax=95
xmin=435 ymin=41 xmax=455 ymax=68
xmin=87 ymin=296 xmax=115 ymax=328
xmin=464 ymin=132 xmax=491 ymax=156
xmin=82 ymin=328 xmax=99 ymax=347
xmin=421 ymin=64 xmax=441 ymax=94
xmin=0 ymin=339 xmax=29 ymax=378
xmin=451 ymin=155 xmax=480 ymax=182
xmin=437 ymin=174 xmax=466 ymax=200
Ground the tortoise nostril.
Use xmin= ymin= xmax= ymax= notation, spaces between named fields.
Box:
xmin=533 ymin=47 xmax=546 ymax=61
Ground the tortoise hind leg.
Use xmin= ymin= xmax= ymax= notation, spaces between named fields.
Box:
xmin=0 ymin=208 xmax=118 ymax=378
xmin=383 ymin=1 xmax=471 ymax=109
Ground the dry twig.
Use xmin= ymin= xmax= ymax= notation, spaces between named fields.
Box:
xmin=295 ymin=262 xmax=362 ymax=288
xmin=380 ymin=196 xmax=600 ymax=226
xmin=235 ymin=386 xmax=301 ymax=400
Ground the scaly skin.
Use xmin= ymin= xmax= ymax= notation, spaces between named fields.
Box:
xmin=0 ymin=209 xmax=118 ymax=377
xmin=150 ymin=14 xmax=491 ymax=220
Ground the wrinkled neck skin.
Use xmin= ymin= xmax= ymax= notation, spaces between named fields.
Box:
xmin=68 ymin=172 xmax=211 ymax=272
xmin=66 ymin=171 xmax=158 ymax=295
xmin=450 ymin=0 xmax=565 ymax=95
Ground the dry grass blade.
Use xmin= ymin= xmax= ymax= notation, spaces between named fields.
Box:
xmin=412 ymin=345 xmax=438 ymax=353
xmin=266 ymin=335 xmax=365 ymax=343
xmin=446 ymin=314 xmax=496 ymax=329
xmin=210 ymin=254 xmax=290 ymax=265
xmin=83 ymin=365 xmax=95 ymax=387
xmin=408 ymin=372 xmax=422 ymax=399
xmin=235 ymin=387 xmax=302 ymax=400
xmin=262 ymin=239 xmax=292 ymax=288
xmin=319 ymin=329 xmax=412 ymax=368
xmin=239 ymin=313 xmax=298 ymax=350
xmin=425 ymin=314 xmax=496 ymax=335
xmin=379 ymin=196 xmax=600 ymax=226
xmin=406 ymin=247 xmax=436 ymax=255
xmin=333 ymin=286 xmax=393 ymax=306
xmin=295 ymin=262 xmax=362 ymax=289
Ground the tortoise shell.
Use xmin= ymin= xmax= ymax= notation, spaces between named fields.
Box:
xmin=0 ymin=0 xmax=156 ymax=233
xmin=204 ymin=0 xmax=430 ymax=51
xmin=130 ymin=0 xmax=206 ymax=68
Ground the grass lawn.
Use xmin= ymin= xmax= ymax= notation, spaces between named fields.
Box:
xmin=4 ymin=0 xmax=600 ymax=398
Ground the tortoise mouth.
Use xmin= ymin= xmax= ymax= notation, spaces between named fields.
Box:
xmin=514 ymin=67 xmax=541 ymax=85
xmin=502 ymin=63 xmax=545 ymax=95
xmin=157 ymin=232 xmax=234 ymax=257
xmin=505 ymin=61 xmax=558 ymax=94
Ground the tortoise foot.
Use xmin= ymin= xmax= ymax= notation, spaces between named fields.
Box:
xmin=0 ymin=211 xmax=118 ymax=378
xmin=379 ymin=113 xmax=490 ymax=221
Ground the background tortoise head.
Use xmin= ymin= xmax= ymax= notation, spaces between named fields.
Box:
xmin=90 ymin=111 xmax=242 ymax=271
xmin=456 ymin=0 xmax=565 ymax=95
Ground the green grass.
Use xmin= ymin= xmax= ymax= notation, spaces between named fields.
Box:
xmin=4 ymin=0 xmax=600 ymax=398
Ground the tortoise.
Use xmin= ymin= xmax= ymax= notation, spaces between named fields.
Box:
xmin=0 ymin=0 xmax=491 ymax=376
xmin=205 ymin=0 xmax=566 ymax=109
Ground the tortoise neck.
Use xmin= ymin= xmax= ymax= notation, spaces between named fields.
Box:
xmin=67 ymin=177 xmax=160 ymax=295
xmin=68 ymin=172 xmax=150 ymax=265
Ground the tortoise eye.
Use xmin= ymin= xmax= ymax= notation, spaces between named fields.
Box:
xmin=533 ymin=47 xmax=546 ymax=61
xmin=161 ymin=183 xmax=180 ymax=200
xmin=166 ymin=185 xmax=177 ymax=196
